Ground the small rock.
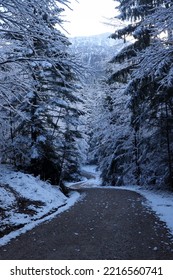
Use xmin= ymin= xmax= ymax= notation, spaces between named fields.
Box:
xmin=75 ymin=248 xmax=80 ymax=252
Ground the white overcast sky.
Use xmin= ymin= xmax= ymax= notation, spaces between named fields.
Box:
xmin=62 ymin=0 xmax=116 ymax=37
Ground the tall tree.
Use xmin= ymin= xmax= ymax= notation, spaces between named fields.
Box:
xmin=126 ymin=1 xmax=173 ymax=187
xmin=0 ymin=0 xmax=83 ymax=184
xmin=107 ymin=0 xmax=173 ymax=188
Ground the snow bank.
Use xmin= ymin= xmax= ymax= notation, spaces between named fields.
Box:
xmin=66 ymin=165 xmax=102 ymax=188
xmin=0 ymin=164 xmax=81 ymax=246
xmin=0 ymin=191 xmax=81 ymax=247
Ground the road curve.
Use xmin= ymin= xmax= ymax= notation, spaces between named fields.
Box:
xmin=0 ymin=188 xmax=173 ymax=259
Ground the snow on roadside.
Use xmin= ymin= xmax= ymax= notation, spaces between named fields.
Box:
xmin=114 ymin=185 xmax=173 ymax=236
xmin=66 ymin=165 xmax=102 ymax=188
xmin=70 ymin=165 xmax=173 ymax=236
xmin=0 ymin=191 xmax=81 ymax=247
xmin=2 ymin=162 xmax=173 ymax=246
xmin=0 ymin=164 xmax=66 ymax=206
xmin=0 ymin=164 xmax=81 ymax=246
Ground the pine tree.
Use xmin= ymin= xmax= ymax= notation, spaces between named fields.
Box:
xmin=126 ymin=1 xmax=173 ymax=188
xmin=0 ymin=0 xmax=83 ymax=184
xmin=108 ymin=0 xmax=173 ymax=188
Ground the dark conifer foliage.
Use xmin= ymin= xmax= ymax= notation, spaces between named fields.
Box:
xmin=0 ymin=0 xmax=83 ymax=185
xmin=93 ymin=0 xmax=173 ymax=189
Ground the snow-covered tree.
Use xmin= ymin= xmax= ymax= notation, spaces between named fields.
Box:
xmin=125 ymin=1 xmax=173 ymax=188
xmin=0 ymin=0 xmax=83 ymax=184
xmin=86 ymin=79 xmax=135 ymax=186
xmin=107 ymin=0 xmax=173 ymax=188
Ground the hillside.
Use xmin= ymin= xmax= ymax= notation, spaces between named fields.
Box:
xmin=69 ymin=33 xmax=123 ymax=81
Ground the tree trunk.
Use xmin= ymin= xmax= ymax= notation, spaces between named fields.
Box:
xmin=134 ymin=130 xmax=141 ymax=185
xmin=165 ymin=103 xmax=173 ymax=189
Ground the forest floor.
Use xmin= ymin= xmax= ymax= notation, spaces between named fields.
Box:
xmin=0 ymin=166 xmax=173 ymax=259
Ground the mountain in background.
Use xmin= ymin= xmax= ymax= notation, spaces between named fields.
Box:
xmin=69 ymin=33 xmax=123 ymax=82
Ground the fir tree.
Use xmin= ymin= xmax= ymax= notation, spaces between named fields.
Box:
xmin=107 ymin=0 xmax=173 ymax=188
xmin=0 ymin=0 xmax=83 ymax=185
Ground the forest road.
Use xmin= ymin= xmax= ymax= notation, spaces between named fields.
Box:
xmin=0 ymin=188 xmax=173 ymax=259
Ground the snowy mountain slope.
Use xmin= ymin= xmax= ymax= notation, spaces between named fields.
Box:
xmin=0 ymin=164 xmax=80 ymax=244
xmin=69 ymin=33 xmax=124 ymax=81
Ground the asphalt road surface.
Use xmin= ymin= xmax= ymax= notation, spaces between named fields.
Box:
xmin=0 ymin=188 xmax=173 ymax=259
